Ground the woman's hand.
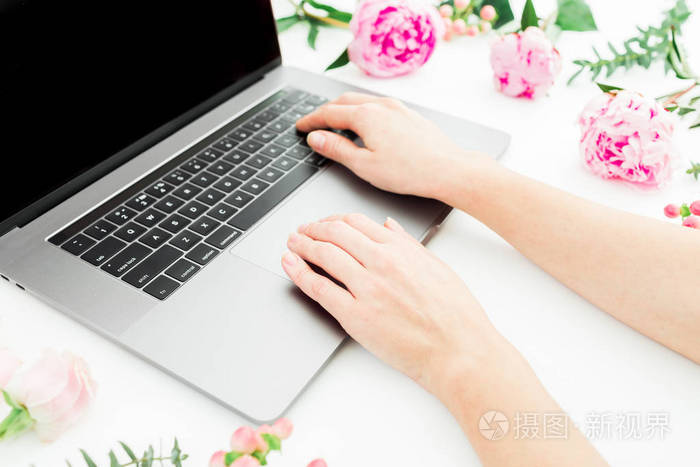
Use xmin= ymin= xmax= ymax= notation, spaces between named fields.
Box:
xmin=280 ymin=213 xmax=503 ymax=397
xmin=296 ymin=93 xmax=495 ymax=201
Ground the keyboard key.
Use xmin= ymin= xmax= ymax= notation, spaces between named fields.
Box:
xmin=228 ymin=128 xmax=254 ymax=141
xmin=286 ymin=145 xmax=312 ymax=160
xmin=282 ymin=89 xmax=308 ymax=103
xmin=126 ymin=193 xmax=157 ymax=212
xmin=213 ymin=137 xmax=237 ymax=153
xmin=230 ymin=166 xmax=256 ymax=181
xmin=305 ymin=94 xmax=327 ymax=106
xmin=196 ymin=188 xmax=226 ymax=206
xmin=257 ymin=110 xmax=279 ymax=122
xmin=114 ymin=222 xmax=147 ymax=242
xmin=165 ymin=259 xmax=201 ymax=282
xmin=225 ymin=190 xmax=254 ymax=208
xmin=164 ymin=169 xmax=190 ymax=186
xmin=246 ymin=155 xmax=272 ymax=169
xmin=139 ymin=227 xmax=172 ymax=249
xmin=106 ymin=206 xmax=137 ymax=225
xmin=274 ymin=134 xmax=300 ymax=148
xmin=84 ymin=219 xmax=117 ymax=241
xmin=172 ymin=183 xmax=202 ymax=201
xmin=253 ymin=130 xmax=278 ymax=144
xmin=170 ymin=230 xmax=203 ymax=251
xmin=143 ymin=275 xmax=180 ymax=300
xmin=181 ymin=158 xmax=208 ymax=174
xmin=272 ymin=156 xmax=298 ymax=171
xmin=190 ymin=172 xmax=217 ymax=188
xmin=305 ymin=153 xmax=328 ymax=167
xmin=189 ymin=216 xmax=221 ymax=236
xmin=160 ymin=214 xmax=190 ymax=234
xmin=101 ymin=243 xmax=152 ymax=277
xmin=266 ymin=120 xmax=292 ymax=133
xmin=213 ymin=177 xmax=241 ymax=193
xmin=228 ymin=164 xmax=317 ymax=231
xmin=269 ymin=102 xmax=291 ymax=113
xmin=154 ymin=195 xmax=184 ymax=214
xmin=294 ymin=103 xmax=316 ymax=115
xmin=178 ymin=200 xmax=209 ymax=219
xmin=223 ymin=150 xmax=249 ymax=165
xmin=207 ymin=160 xmax=233 ymax=176
xmin=197 ymin=147 xmax=224 ymax=162
xmin=257 ymin=167 xmax=284 ymax=183
xmin=123 ymin=245 xmax=182 ymax=288
xmin=284 ymin=110 xmax=304 ymax=121
xmin=260 ymin=144 xmax=285 ymax=158
xmin=185 ymin=243 xmax=220 ymax=266
xmin=241 ymin=179 xmax=269 ymax=195
xmin=145 ymin=181 xmax=174 ymax=198
xmin=208 ymin=202 xmax=238 ymax=222
xmin=238 ymin=140 xmax=264 ymax=154
xmin=134 ymin=208 xmax=166 ymax=228
xmin=81 ymin=236 xmax=126 ymax=266
xmin=242 ymin=119 xmax=265 ymax=132
xmin=61 ymin=234 xmax=96 ymax=256
xmin=205 ymin=225 xmax=242 ymax=249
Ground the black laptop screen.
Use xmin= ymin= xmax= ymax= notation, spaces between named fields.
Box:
xmin=0 ymin=0 xmax=281 ymax=233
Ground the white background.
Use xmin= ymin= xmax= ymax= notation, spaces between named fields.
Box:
xmin=2 ymin=0 xmax=700 ymax=465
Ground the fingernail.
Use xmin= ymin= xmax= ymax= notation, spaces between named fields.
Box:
xmin=288 ymin=232 xmax=301 ymax=244
xmin=308 ymin=132 xmax=325 ymax=149
xmin=282 ymin=251 xmax=297 ymax=266
xmin=297 ymin=223 xmax=309 ymax=233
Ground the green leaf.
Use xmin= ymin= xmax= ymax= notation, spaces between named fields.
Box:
xmin=678 ymin=106 xmax=696 ymax=116
xmin=680 ymin=204 xmax=691 ymax=218
xmin=482 ymin=0 xmax=515 ymax=28
xmin=109 ymin=450 xmax=120 ymax=467
xmin=170 ymin=438 xmax=182 ymax=467
xmin=596 ymin=83 xmax=624 ymax=93
xmin=225 ymin=452 xmax=243 ymax=466
xmin=276 ymin=15 xmax=302 ymax=33
xmin=687 ymin=161 xmax=700 ymax=179
xmin=304 ymin=0 xmax=353 ymax=23
xmin=689 ymin=96 xmax=700 ymax=105
xmin=307 ymin=21 xmax=320 ymax=50
xmin=325 ymin=48 xmax=350 ymax=72
xmin=690 ymin=114 xmax=700 ymax=129
xmin=119 ymin=441 xmax=137 ymax=462
xmin=261 ymin=433 xmax=282 ymax=451
xmin=520 ymin=0 xmax=538 ymax=30
xmin=2 ymin=390 xmax=20 ymax=410
xmin=555 ymin=0 xmax=597 ymax=31
xmin=141 ymin=445 xmax=154 ymax=467
xmin=79 ymin=450 xmax=98 ymax=467
xmin=252 ymin=451 xmax=267 ymax=465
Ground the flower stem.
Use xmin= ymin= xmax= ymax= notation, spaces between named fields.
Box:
xmin=662 ymin=82 xmax=698 ymax=107
xmin=301 ymin=5 xmax=350 ymax=28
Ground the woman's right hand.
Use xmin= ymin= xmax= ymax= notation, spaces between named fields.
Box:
xmin=295 ymin=93 xmax=495 ymax=201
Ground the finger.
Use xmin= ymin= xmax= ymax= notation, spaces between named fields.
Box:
xmin=332 ymin=92 xmax=381 ymax=106
xmin=281 ymin=251 xmax=355 ymax=318
xmin=287 ymin=232 xmax=366 ymax=291
xmin=306 ymin=130 xmax=368 ymax=169
xmin=298 ymin=220 xmax=379 ymax=265
xmin=296 ymin=104 xmax=362 ymax=133
xmin=320 ymin=213 xmax=393 ymax=243
xmin=384 ymin=217 xmax=406 ymax=233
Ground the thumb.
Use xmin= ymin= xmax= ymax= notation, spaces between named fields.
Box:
xmin=307 ymin=130 xmax=366 ymax=169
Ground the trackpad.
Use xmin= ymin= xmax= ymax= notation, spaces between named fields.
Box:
xmin=230 ymin=163 xmax=446 ymax=279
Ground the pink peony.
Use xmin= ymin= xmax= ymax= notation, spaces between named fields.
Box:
xmin=209 ymin=450 xmax=227 ymax=467
xmin=664 ymin=204 xmax=681 ymax=218
xmin=272 ymin=417 xmax=293 ymax=439
xmin=690 ymin=200 xmax=700 ymax=216
xmin=230 ymin=426 xmax=259 ymax=454
xmin=0 ymin=348 xmax=21 ymax=388
xmin=682 ymin=215 xmax=700 ymax=229
xmin=578 ymin=90 xmax=675 ymax=188
xmin=307 ymin=460 xmax=328 ymax=467
xmin=490 ymin=26 xmax=561 ymax=99
xmin=231 ymin=455 xmax=261 ymax=467
xmin=5 ymin=349 xmax=96 ymax=442
xmin=348 ymin=0 xmax=443 ymax=78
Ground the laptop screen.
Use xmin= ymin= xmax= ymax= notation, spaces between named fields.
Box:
xmin=0 ymin=0 xmax=281 ymax=234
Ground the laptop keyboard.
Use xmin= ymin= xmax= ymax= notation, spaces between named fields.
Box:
xmin=49 ymin=87 xmax=337 ymax=300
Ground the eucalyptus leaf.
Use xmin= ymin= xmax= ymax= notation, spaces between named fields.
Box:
xmin=482 ymin=0 xmax=515 ymax=28
xmin=120 ymin=441 xmax=137 ymax=462
xmin=307 ymin=21 xmax=320 ymax=49
xmin=325 ymin=48 xmax=350 ymax=71
xmin=678 ymin=107 xmax=696 ymax=116
xmin=276 ymin=15 xmax=302 ymax=33
xmin=689 ymin=96 xmax=700 ymax=105
xmin=109 ymin=450 xmax=120 ymax=467
xmin=555 ymin=0 xmax=597 ymax=31
xmin=79 ymin=450 xmax=98 ymax=467
xmin=520 ymin=0 xmax=538 ymax=30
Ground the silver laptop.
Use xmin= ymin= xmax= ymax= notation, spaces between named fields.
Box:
xmin=0 ymin=0 xmax=509 ymax=421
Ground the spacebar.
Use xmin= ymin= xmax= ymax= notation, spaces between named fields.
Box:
xmin=228 ymin=163 xmax=318 ymax=231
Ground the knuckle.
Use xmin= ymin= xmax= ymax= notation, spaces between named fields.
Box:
xmin=327 ymin=220 xmax=346 ymax=237
xmin=310 ymin=277 xmax=329 ymax=297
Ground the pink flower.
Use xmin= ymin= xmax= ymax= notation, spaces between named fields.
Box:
xmin=664 ymin=204 xmax=681 ymax=218
xmin=272 ymin=417 xmax=293 ymax=439
xmin=0 ymin=348 xmax=21 ymax=388
xmin=452 ymin=18 xmax=467 ymax=35
xmin=578 ymin=90 xmax=675 ymax=188
xmin=465 ymin=24 xmax=479 ymax=36
xmin=230 ymin=426 xmax=259 ymax=454
xmin=480 ymin=5 xmax=497 ymax=21
xmin=438 ymin=4 xmax=453 ymax=17
xmin=348 ymin=0 xmax=443 ymax=78
xmin=682 ymin=215 xmax=700 ymax=229
xmin=690 ymin=200 xmax=700 ymax=216
xmin=209 ymin=450 xmax=227 ymax=467
xmin=307 ymin=460 xmax=328 ymax=467
xmin=454 ymin=0 xmax=469 ymax=9
xmin=231 ymin=455 xmax=261 ymax=467
xmin=490 ymin=26 xmax=562 ymax=99
xmin=5 ymin=349 xmax=96 ymax=442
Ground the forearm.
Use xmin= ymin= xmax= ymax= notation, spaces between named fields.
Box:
xmin=437 ymin=154 xmax=700 ymax=362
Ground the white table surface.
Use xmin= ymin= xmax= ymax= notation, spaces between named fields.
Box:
xmin=3 ymin=1 xmax=700 ymax=465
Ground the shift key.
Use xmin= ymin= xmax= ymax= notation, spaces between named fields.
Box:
xmin=101 ymin=243 xmax=152 ymax=277
xmin=122 ymin=245 xmax=182 ymax=288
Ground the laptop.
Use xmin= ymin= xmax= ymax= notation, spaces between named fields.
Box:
xmin=0 ymin=0 xmax=510 ymax=421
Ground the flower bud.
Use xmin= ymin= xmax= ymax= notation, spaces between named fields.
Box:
xmin=682 ymin=215 xmax=700 ymax=229
xmin=439 ymin=4 xmax=453 ymax=17
xmin=452 ymin=18 xmax=468 ymax=35
xmin=480 ymin=5 xmax=497 ymax=21
xmin=455 ymin=0 xmax=469 ymax=9
xmin=690 ymin=200 xmax=700 ymax=216
xmin=664 ymin=204 xmax=681 ymax=218
xmin=272 ymin=417 xmax=293 ymax=439
xmin=230 ymin=426 xmax=258 ymax=454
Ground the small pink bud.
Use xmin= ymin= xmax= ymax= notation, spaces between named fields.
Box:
xmin=307 ymin=460 xmax=328 ymax=467
xmin=465 ymin=24 xmax=479 ymax=36
xmin=454 ymin=0 xmax=469 ymax=9
xmin=439 ymin=4 xmax=453 ymax=17
xmin=479 ymin=20 xmax=492 ymax=33
xmin=442 ymin=18 xmax=453 ymax=40
xmin=452 ymin=18 xmax=467 ymax=35
xmin=480 ymin=4 xmax=497 ymax=21
xmin=690 ymin=200 xmax=700 ymax=216
xmin=664 ymin=203 xmax=681 ymax=218
xmin=230 ymin=426 xmax=258 ymax=454
xmin=231 ymin=455 xmax=261 ymax=467
xmin=255 ymin=425 xmax=273 ymax=452
xmin=682 ymin=215 xmax=700 ymax=229
xmin=272 ymin=417 xmax=293 ymax=440
xmin=209 ymin=451 xmax=227 ymax=467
